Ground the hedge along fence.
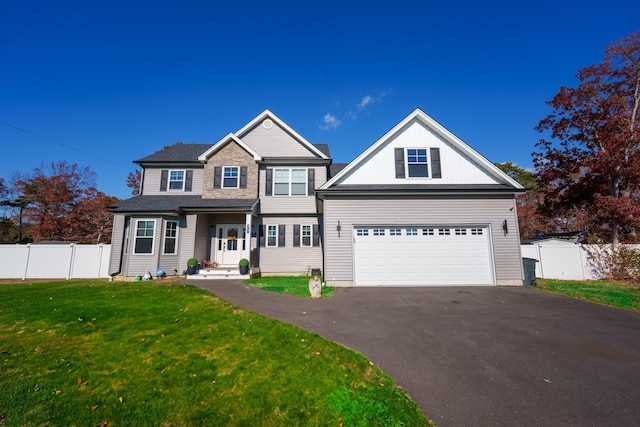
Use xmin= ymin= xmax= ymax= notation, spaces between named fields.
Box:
xmin=0 ymin=244 xmax=111 ymax=280
xmin=521 ymin=241 xmax=640 ymax=281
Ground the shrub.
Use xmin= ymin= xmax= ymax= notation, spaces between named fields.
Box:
xmin=587 ymin=244 xmax=640 ymax=281
xmin=187 ymin=257 xmax=199 ymax=267
xmin=239 ymin=258 xmax=250 ymax=266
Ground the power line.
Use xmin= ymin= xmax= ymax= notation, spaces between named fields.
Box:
xmin=0 ymin=120 xmax=132 ymax=169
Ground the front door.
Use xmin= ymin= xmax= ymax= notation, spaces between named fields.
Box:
xmin=215 ymin=225 xmax=245 ymax=266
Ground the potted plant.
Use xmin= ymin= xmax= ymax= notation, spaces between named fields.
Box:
xmin=238 ymin=258 xmax=250 ymax=275
xmin=186 ymin=258 xmax=199 ymax=275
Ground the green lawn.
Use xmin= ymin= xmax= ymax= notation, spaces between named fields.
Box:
xmin=536 ymin=279 xmax=640 ymax=311
xmin=244 ymin=275 xmax=335 ymax=298
xmin=0 ymin=280 xmax=432 ymax=426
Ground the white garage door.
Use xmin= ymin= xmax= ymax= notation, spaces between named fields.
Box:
xmin=353 ymin=226 xmax=494 ymax=286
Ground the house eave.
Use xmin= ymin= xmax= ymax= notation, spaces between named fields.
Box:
xmin=316 ymin=186 xmax=525 ymax=199
xmin=259 ymin=157 xmax=332 ymax=166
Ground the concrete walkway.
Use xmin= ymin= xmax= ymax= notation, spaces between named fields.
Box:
xmin=190 ymin=280 xmax=640 ymax=426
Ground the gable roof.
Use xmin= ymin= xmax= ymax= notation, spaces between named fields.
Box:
xmin=198 ymin=133 xmax=262 ymax=161
xmin=135 ymin=143 xmax=211 ymax=164
xmin=320 ymin=108 xmax=524 ymax=190
xmin=235 ymin=109 xmax=330 ymax=160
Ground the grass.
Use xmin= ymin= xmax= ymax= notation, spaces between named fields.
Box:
xmin=243 ymin=275 xmax=335 ymax=298
xmin=536 ymin=279 xmax=640 ymax=311
xmin=0 ymin=279 xmax=431 ymax=426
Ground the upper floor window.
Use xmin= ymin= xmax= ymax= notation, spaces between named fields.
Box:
xmin=394 ymin=147 xmax=441 ymax=179
xmin=134 ymin=220 xmax=155 ymax=254
xmin=169 ymin=170 xmax=185 ymax=190
xmin=274 ymin=168 xmax=307 ymax=196
xmin=407 ymin=149 xmax=428 ymax=177
xmin=223 ymin=166 xmax=239 ymax=188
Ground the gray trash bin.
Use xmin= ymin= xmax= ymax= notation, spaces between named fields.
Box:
xmin=522 ymin=258 xmax=538 ymax=286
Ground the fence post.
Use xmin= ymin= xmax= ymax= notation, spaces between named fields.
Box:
xmin=67 ymin=243 xmax=76 ymax=280
xmin=22 ymin=243 xmax=31 ymax=280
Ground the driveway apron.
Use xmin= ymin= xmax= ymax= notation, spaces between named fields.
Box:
xmin=190 ymin=280 xmax=640 ymax=427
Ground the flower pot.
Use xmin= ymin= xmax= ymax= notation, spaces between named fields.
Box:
xmin=187 ymin=265 xmax=198 ymax=275
xmin=239 ymin=264 xmax=250 ymax=275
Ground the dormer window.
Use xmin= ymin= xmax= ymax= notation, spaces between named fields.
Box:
xmin=160 ymin=169 xmax=193 ymax=192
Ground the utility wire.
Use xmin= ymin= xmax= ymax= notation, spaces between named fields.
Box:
xmin=0 ymin=120 xmax=132 ymax=169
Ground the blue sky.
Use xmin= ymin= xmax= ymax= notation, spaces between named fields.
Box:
xmin=1 ymin=0 xmax=638 ymax=199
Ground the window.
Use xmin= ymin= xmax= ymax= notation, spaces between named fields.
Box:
xmin=390 ymin=228 xmax=402 ymax=236
xmin=223 ymin=166 xmax=239 ymax=188
xmin=267 ymin=225 xmax=278 ymax=247
xmin=356 ymin=229 xmax=369 ymax=236
xmin=134 ymin=220 xmax=155 ymax=254
xmin=373 ymin=228 xmax=385 ymax=236
xmin=471 ymin=228 xmax=483 ymax=235
xmin=455 ymin=228 xmax=467 ymax=236
xmin=439 ymin=228 xmax=451 ymax=236
xmin=406 ymin=228 xmax=418 ymax=236
xmin=301 ymin=225 xmax=312 ymax=247
xmin=163 ymin=221 xmax=178 ymax=254
xmin=169 ymin=170 xmax=185 ymax=190
xmin=423 ymin=228 xmax=435 ymax=236
xmin=274 ymin=168 xmax=307 ymax=196
xmin=406 ymin=149 xmax=428 ymax=177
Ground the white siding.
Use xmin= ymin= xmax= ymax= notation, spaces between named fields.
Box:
xmin=142 ymin=168 xmax=204 ymax=196
xmin=259 ymin=217 xmax=323 ymax=274
xmin=241 ymin=122 xmax=316 ymax=157
xmin=323 ymin=196 xmax=522 ymax=286
xmin=337 ymin=121 xmax=499 ymax=186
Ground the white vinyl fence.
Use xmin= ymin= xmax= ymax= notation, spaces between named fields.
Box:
xmin=521 ymin=241 xmax=640 ymax=281
xmin=0 ymin=244 xmax=111 ymax=280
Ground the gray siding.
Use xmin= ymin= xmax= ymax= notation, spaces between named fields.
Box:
xmin=109 ymin=215 xmax=126 ymax=275
xmin=142 ymin=167 xmax=204 ymax=196
xmin=158 ymin=217 xmax=186 ymax=275
xmin=124 ymin=217 xmax=163 ymax=276
xmin=259 ymin=216 xmax=323 ymax=274
xmin=241 ymin=122 xmax=316 ymax=157
xmin=259 ymin=166 xmax=327 ymax=214
xmin=178 ymin=214 xmax=198 ymax=268
xmin=323 ymin=196 xmax=522 ymax=285
xmin=194 ymin=214 xmax=209 ymax=262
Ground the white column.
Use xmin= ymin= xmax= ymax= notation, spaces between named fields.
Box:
xmin=244 ymin=212 xmax=252 ymax=263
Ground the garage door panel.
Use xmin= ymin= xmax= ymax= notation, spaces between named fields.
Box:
xmin=354 ymin=226 xmax=493 ymax=286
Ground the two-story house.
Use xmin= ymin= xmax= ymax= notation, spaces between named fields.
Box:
xmin=109 ymin=108 xmax=526 ymax=286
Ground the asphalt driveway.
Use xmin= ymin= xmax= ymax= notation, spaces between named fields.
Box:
xmin=190 ymin=280 xmax=640 ymax=426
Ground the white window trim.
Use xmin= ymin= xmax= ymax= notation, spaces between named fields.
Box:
xmin=266 ymin=224 xmax=278 ymax=247
xmin=405 ymin=148 xmax=430 ymax=179
xmin=273 ymin=167 xmax=307 ymax=196
xmin=168 ymin=169 xmax=186 ymax=191
xmin=162 ymin=220 xmax=179 ymax=255
xmin=133 ymin=219 xmax=156 ymax=255
xmin=301 ymin=224 xmax=312 ymax=247
xmin=222 ymin=166 xmax=240 ymax=189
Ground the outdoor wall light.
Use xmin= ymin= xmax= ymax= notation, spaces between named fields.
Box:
xmin=503 ymin=219 xmax=508 ymax=235
xmin=337 ymin=220 xmax=341 ymax=237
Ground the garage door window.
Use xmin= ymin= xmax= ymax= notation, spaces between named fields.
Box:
xmin=390 ymin=228 xmax=401 ymax=236
xmin=406 ymin=228 xmax=418 ymax=235
xmin=455 ymin=228 xmax=467 ymax=235
xmin=423 ymin=228 xmax=435 ymax=236
xmin=356 ymin=229 xmax=369 ymax=236
xmin=471 ymin=228 xmax=483 ymax=235
xmin=373 ymin=229 xmax=385 ymax=236
xmin=439 ymin=228 xmax=451 ymax=235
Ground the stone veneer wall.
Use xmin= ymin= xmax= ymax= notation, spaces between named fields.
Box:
xmin=202 ymin=142 xmax=259 ymax=199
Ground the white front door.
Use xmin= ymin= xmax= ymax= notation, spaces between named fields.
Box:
xmin=215 ymin=225 xmax=246 ymax=266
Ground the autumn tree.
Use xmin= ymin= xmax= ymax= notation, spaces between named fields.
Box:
xmin=15 ymin=161 xmax=117 ymax=243
xmin=126 ymin=169 xmax=141 ymax=195
xmin=534 ymin=31 xmax=640 ymax=243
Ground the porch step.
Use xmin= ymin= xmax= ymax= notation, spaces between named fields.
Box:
xmin=186 ymin=267 xmax=250 ymax=280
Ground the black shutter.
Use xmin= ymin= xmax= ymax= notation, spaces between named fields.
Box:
xmin=394 ymin=148 xmax=405 ymax=178
xmin=293 ymin=224 xmax=300 ymax=247
xmin=313 ymin=224 xmax=320 ymax=247
xmin=259 ymin=225 xmax=265 ymax=247
xmin=240 ymin=166 xmax=247 ymax=189
xmin=307 ymin=168 xmax=315 ymax=195
xmin=213 ymin=167 xmax=222 ymax=189
xmin=160 ymin=169 xmax=168 ymax=191
xmin=430 ymin=148 xmax=442 ymax=179
xmin=185 ymin=170 xmax=193 ymax=192
xmin=278 ymin=224 xmax=285 ymax=247
xmin=265 ymin=169 xmax=273 ymax=196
